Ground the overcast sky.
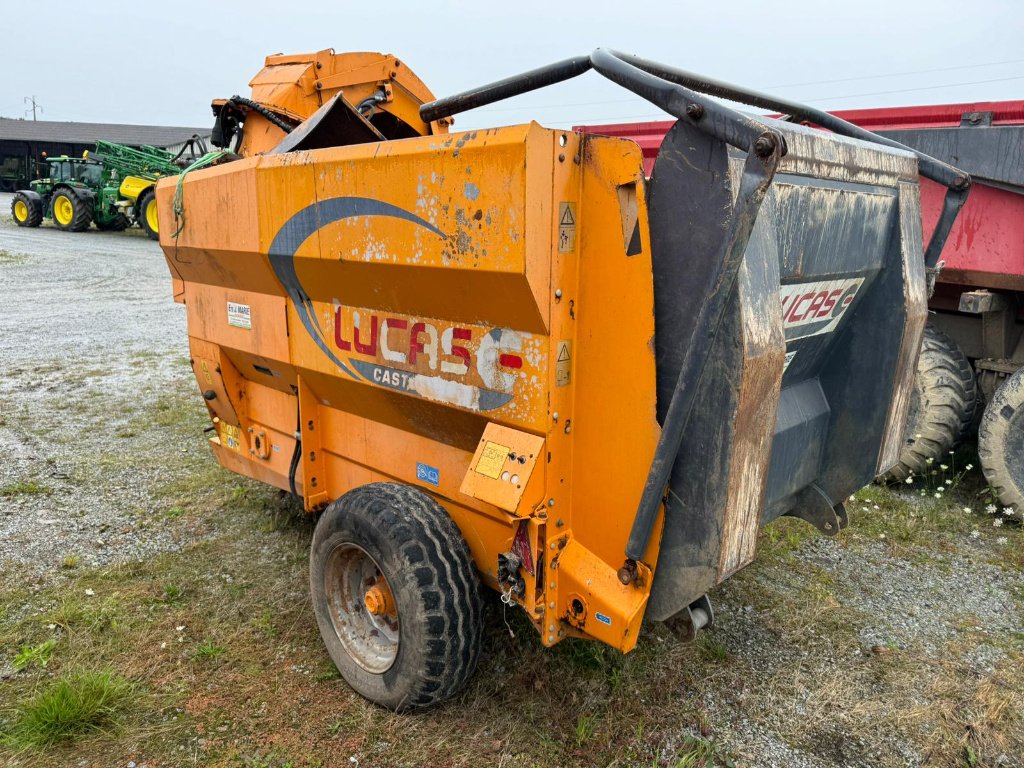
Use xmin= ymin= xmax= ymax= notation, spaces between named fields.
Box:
xmin=1 ymin=0 xmax=1021 ymax=131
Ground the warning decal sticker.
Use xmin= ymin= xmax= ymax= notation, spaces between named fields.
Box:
xmin=558 ymin=202 xmax=576 ymax=253
xmin=555 ymin=340 xmax=572 ymax=387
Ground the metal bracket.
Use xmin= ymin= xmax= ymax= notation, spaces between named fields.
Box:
xmin=788 ymin=483 xmax=846 ymax=536
xmin=663 ymin=594 xmax=714 ymax=643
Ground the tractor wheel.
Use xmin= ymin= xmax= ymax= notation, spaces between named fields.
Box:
xmin=51 ymin=188 xmax=92 ymax=232
xmin=978 ymin=367 xmax=1024 ymax=518
xmin=137 ymin=189 xmax=159 ymax=240
xmin=880 ymin=324 xmax=977 ymax=482
xmin=310 ymin=482 xmax=483 ymax=711
xmin=11 ymin=191 xmax=42 ymax=228
xmin=96 ymin=214 xmax=130 ymax=232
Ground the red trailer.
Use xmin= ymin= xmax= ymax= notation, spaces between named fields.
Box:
xmin=578 ymin=102 xmax=1024 ymax=511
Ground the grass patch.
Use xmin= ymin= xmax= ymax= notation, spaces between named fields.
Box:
xmin=0 ymin=480 xmax=51 ymax=497
xmin=12 ymin=639 xmax=57 ymax=672
xmin=193 ymin=640 xmax=227 ymax=661
xmin=2 ymin=670 xmax=133 ymax=749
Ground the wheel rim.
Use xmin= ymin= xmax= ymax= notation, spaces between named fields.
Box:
xmin=13 ymin=200 xmax=28 ymax=222
xmin=323 ymin=542 xmax=400 ymax=673
xmin=53 ymin=195 xmax=74 ymax=226
xmin=145 ymin=198 xmax=159 ymax=234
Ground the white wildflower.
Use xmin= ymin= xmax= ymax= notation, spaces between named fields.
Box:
xmin=963 ymin=507 xmax=972 ymax=515
xmin=873 ymin=505 xmax=880 ymax=510
xmin=160 ymin=642 xmax=167 ymax=649
xmin=945 ymin=480 xmax=953 ymax=486
xmin=966 ymin=464 xmax=974 ymax=470
xmin=940 ymin=464 xmax=949 ymax=471
xmin=934 ymin=492 xmax=942 ymax=499
xmin=997 ymin=537 xmax=1008 ymax=545
xmin=986 ymin=504 xmax=997 ymax=515
xmin=1003 ymin=507 xmax=1015 ymax=517
xmin=849 ymin=494 xmax=856 ymax=502
xmin=926 ymin=457 xmax=934 ymax=465
xmin=905 ymin=477 xmax=914 ymax=484
xmin=176 ymin=625 xmax=186 ymax=632
xmin=993 ymin=518 xmax=1004 ymax=527
xmin=970 ymin=530 xmax=981 ymax=539
xmin=879 ymin=533 xmax=886 ymax=540
xmin=84 ymin=588 xmax=95 ymax=596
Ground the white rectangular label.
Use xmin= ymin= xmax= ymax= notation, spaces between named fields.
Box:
xmin=780 ymin=278 xmax=864 ymax=342
xmin=227 ymin=301 xmax=252 ymax=330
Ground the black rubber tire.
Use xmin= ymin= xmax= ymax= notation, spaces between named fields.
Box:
xmin=51 ymin=188 xmax=93 ymax=232
xmin=11 ymin=191 xmax=42 ymax=228
xmin=310 ymin=482 xmax=483 ymax=711
xmin=96 ymin=214 xmax=130 ymax=232
xmin=881 ymin=324 xmax=977 ymax=481
xmin=978 ymin=368 xmax=1024 ymax=518
xmin=137 ymin=188 xmax=159 ymax=240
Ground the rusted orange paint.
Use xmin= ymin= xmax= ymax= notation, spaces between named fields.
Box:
xmin=158 ymin=56 xmax=663 ymax=652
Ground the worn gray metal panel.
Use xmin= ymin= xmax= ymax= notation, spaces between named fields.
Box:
xmin=647 ymin=117 xmax=927 ymax=622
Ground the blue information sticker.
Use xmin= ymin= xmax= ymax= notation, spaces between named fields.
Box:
xmin=595 ymin=612 xmax=612 ymax=626
xmin=416 ymin=462 xmax=440 ymax=487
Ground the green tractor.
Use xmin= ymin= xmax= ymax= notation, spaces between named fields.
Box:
xmin=10 ymin=154 xmax=130 ymax=233
xmin=10 ymin=138 xmax=206 ymax=239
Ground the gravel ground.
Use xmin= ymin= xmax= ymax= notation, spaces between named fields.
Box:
xmin=1 ymin=195 xmax=1022 ymax=766
xmin=0 ymin=193 xmax=204 ymax=582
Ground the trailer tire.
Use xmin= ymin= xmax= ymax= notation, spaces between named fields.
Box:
xmin=978 ymin=368 xmax=1024 ymax=518
xmin=11 ymin=191 xmax=42 ymax=228
xmin=137 ymin=189 xmax=159 ymax=240
xmin=310 ymin=482 xmax=483 ymax=711
xmin=52 ymin=188 xmax=92 ymax=232
xmin=880 ymin=325 xmax=977 ymax=482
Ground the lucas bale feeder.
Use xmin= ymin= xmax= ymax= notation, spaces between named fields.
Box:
xmin=156 ymin=49 xmax=970 ymax=710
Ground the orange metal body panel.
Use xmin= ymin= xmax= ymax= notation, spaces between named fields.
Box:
xmin=215 ymin=50 xmax=448 ymax=157
xmin=159 ymin=123 xmax=663 ymax=652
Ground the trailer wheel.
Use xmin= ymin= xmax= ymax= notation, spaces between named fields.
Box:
xmin=11 ymin=191 xmax=42 ymax=228
xmin=880 ymin=325 xmax=977 ymax=481
xmin=978 ymin=368 xmax=1024 ymax=518
xmin=310 ymin=482 xmax=483 ymax=711
xmin=52 ymin=188 xmax=92 ymax=232
xmin=137 ymin=189 xmax=159 ymax=240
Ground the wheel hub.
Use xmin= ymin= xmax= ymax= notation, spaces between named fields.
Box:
xmin=324 ymin=542 xmax=399 ymax=673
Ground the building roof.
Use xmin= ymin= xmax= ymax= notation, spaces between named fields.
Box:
xmin=0 ymin=118 xmax=209 ymax=148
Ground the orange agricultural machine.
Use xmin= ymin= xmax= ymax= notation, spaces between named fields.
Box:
xmin=157 ymin=49 xmax=969 ymax=710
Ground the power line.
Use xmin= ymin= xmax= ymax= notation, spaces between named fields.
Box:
xmin=465 ymin=57 xmax=1024 ymax=115
xmin=805 ymin=74 xmax=1024 ymax=103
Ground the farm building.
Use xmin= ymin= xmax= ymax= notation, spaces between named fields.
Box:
xmin=0 ymin=118 xmax=209 ymax=191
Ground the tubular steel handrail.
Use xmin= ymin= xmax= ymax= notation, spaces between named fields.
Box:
xmin=420 ymin=50 xmax=972 ymax=571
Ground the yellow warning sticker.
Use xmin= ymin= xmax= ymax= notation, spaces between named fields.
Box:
xmin=558 ymin=202 xmax=576 ymax=253
xmin=476 ymin=441 xmax=510 ymax=479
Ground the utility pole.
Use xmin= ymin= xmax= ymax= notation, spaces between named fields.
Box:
xmin=24 ymin=96 xmax=42 ymax=121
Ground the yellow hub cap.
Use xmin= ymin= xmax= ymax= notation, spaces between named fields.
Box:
xmin=13 ymin=200 xmax=28 ymax=221
xmin=53 ymin=195 xmax=74 ymax=226
xmin=145 ymin=198 xmax=159 ymax=234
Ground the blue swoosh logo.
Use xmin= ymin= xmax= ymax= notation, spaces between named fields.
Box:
xmin=267 ymin=197 xmax=446 ymax=377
